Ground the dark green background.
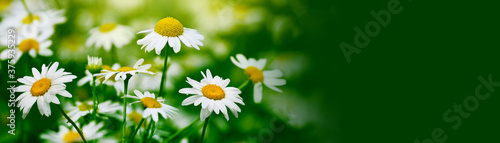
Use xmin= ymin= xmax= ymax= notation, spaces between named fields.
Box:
xmin=314 ymin=0 xmax=500 ymax=142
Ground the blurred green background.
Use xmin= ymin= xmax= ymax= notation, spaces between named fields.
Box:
xmin=2 ymin=0 xmax=500 ymax=143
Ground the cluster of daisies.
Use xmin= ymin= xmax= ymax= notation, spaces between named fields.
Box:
xmin=3 ymin=2 xmax=286 ymax=143
xmin=0 ymin=2 xmax=65 ymax=63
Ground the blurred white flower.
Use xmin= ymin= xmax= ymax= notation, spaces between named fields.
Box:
xmin=15 ymin=62 xmax=76 ymax=118
xmin=230 ymin=54 xmax=286 ymax=103
xmin=270 ymin=52 xmax=309 ymax=79
xmin=123 ymin=90 xmax=178 ymax=122
xmin=179 ymin=69 xmax=244 ymax=121
xmin=137 ymin=17 xmax=204 ymax=54
xmin=125 ymin=107 xmax=145 ymax=126
xmin=56 ymin=35 xmax=88 ymax=62
xmin=86 ymin=23 xmax=134 ymax=51
xmin=0 ymin=27 xmax=53 ymax=64
xmin=184 ymin=1 xmax=266 ymax=33
xmin=0 ymin=8 xmax=65 ymax=36
xmin=65 ymin=100 xmax=121 ymax=122
xmin=40 ymin=121 xmax=106 ymax=143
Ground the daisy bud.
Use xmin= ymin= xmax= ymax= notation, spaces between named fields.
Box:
xmin=86 ymin=56 xmax=103 ymax=74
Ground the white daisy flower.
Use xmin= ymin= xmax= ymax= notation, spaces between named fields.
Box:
xmin=179 ymin=69 xmax=244 ymax=121
xmin=94 ymin=58 xmax=154 ymax=82
xmin=123 ymin=90 xmax=178 ymax=122
xmin=86 ymin=23 xmax=134 ymax=51
xmin=231 ymin=54 xmax=286 ymax=103
xmin=137 ymin=17 xmax=204 ymax=54
xmin=77 ymin=64 xmax=125 ymax=95
xmin=15 ymin=62 xmax=77 ymax=118
xmin=0 ymin=27 xmax=53 ymax=64
xmin=40 ymin=121 xmax=106 ymax=143
xmin=65 ymin=101 xmax=121 ymax=122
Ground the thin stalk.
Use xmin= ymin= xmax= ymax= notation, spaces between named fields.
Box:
xmin=111 ymin=45 xmax=119 ymax=63
xmin=158 ymin=47 xmax=169 ymax=97
xmin=238 ymin=80 xmax=250 ymax=90
xmin=53 ymin=0 xmax=61 ymax=9
xmin=92 ymin=76 xmax=98 ymax=119
xmin=56 ymin=104 xmax=87 ymax=143
xmin=143 ymin=118 xmax=154 ymax=143
xmin=121 ymin=77 xmax=131 ymax=142
xmin=147 ymin=122 xmax=156 ymax=141
xmin=200 ymin=116 xmax=210 ymax=143
xmin=129 ymin=118 xmax=145 ymax=141
xmin=262 ymin=57 xmax=276 ymax=70
xmin=21 ymin=0 xmax=32 ymax=16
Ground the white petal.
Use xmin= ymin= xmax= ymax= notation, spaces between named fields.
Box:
xmin=173 ymin=37 xmax=181 ymax=53
xmin=152 ymin=111 xmax=159 ymax=122
xmin=230 ymin=56 xmax=246 ymax=69
xmin=179 ymin=88 xmax=199 ymax=95
xmin=182 ymin=95 xmax=200 ymax=106
xmin=32 ymin=68 xmax=42 ymax=79
xmin=58 ymin=90 xmax=72 ymax=98
xmin=200 ymin=108 xmax=210 ymax=121
xmin=254 ymin=82 xmax=263 ymax=103
xmin=137 ymin=29 xmax=153 ymax=34
xmin=235 ymin=54 xmax=249 ymax=68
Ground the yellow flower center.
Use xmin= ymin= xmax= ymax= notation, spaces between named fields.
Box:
xmin=117 ymin=66 xmax=134 ymax=72
xmin=102 ymin=65 xmax=113 ymax=71
xmin=129 ymin=111 xmax=143 ymax=124
xmin=19 ymin=39 xmax=39 ymax=53
xmin=128 ymin=111 xmax=142 ymax=124
xmin=31 ymin=78 xmax=51 ymax=97
xmin=99 ymin=23 xmax=117 ymax=33
xmin=201 ymin=84 xmax=225 ymax=100
xmin=244 ymin=66 xmax=263 ymax=83
xmin=0 ymin=0 xmax=12 ymax=11
xmin=78 ymin=103 xmax=93 ymax=111
xmin=63 ymin=131 xmax=83 ymax=143
xmin=141 ymin=97 xmax=162 ymax=108
xmin=154 ymin=17 xmax=184 ymax=37
xmin=97 ymin=65 xmax=116 ymax=82
xmin=22 ymin=15 xmax=41 ymax=24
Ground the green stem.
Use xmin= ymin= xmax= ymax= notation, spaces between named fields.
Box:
xmin=200 ymin=116 xmax=210 ymax=143
xmin=111 ymin=45 xmax=119 ymax=63
xmin=21 ymin=0 xmax=32 ymax=16
xmin=92 ymin=76 xmax=98 ymax=119
xmin=147 ymin=122 xmax=156 ymax=141
xmin=53 ymin=0 xmax=61 ymax=9
xmin=129 ymin=118 xmax=145 ymax=141
xmin=56 ymin=104 xmax=87 ymax=143
xmin=238 ymin=80 xmax=250 ymax=90
xmin=263 ymin=57 xmax=276 ymax=70
xmin=121 ymin=77 xmax=131 ymax=143
xmin=143 ymin=118 xmax=153 ymax=143
xmin=158 ymin=47 xmax=169 ymax=97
